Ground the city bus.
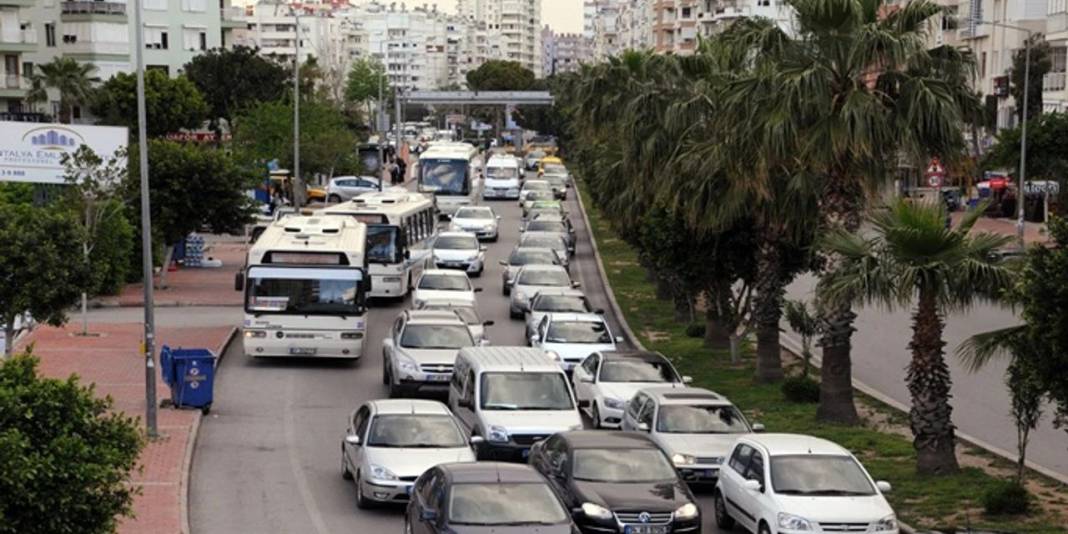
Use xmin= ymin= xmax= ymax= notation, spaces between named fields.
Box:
xmin=236 ymin=215 xmax=369 ymax=359
xmin=418 ymin=142 xmax=479 ymax=218
xmin=319 ymin=189 xmax=437 ymax=298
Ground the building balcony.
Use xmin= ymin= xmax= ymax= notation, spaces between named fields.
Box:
xmin=0 ymin=74 xmax=29 ymax=98
xmin=0 ymin=28 xmax=37 ymax=52
xmin=1044 ymin=72 xmax=1067 ymax=92
xmin=63 ymin=40 xmax=129 ymax=56
xmin=221 ymin=6 xmax=246 ymax=29
xmin=0 ymin=0 xmax=35 ymax=6
xmin=60 ymin=1 xmax=127 ymax=22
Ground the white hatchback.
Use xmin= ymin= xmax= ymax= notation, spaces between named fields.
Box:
xmin=715 ymin=434 xmax=898 ymax=534
xmin=528 ymin=312 xmax=622 ymax=372
xmin=431 ymin=232 xmax=486 ymax=276
xmin=449 ymin=206 xmax=500 ymax=241
xmin=412 ymin=269 xmax=481 ymax=308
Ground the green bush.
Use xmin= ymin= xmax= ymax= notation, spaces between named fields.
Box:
xmin=88 ymin=200 xmax=134 ymax=296
xmin=684 ymin=323 xmax=706 ymax=338
xmin=781 ymin=376 xmax=820 ymax=403
xmin=981 ymin=481 xmax=1031 ymax=515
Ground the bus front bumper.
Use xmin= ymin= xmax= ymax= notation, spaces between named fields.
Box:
xmin=242 ymin=333 xmax=364 ymax=359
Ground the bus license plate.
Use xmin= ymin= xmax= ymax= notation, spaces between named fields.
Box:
xmin=289 ymin=347 xmax=316 ymax=355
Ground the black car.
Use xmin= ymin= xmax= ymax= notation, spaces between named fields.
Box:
xmin=529 ymin=431 xmax=701 ymax=534
xmin=405 ymin=462 xmax=579 ymax=534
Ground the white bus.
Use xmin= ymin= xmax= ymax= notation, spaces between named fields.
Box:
xmin=236 ymin=215 xmax=369 ymax=359
xmin=319 ymin=189 xmax=437 ymax=298
xmin=418 ymin=143 xmax=479 ymax=218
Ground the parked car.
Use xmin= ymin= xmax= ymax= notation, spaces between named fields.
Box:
xmin=327 ymin=176 xmax=381 ymax=202
xmin=431 ymin=232 xmax=486 ymax=276
xmin=382 ymin=310 xmax=477 ymax=397
xmin=529 ymin=313 xmax=622 ymax=372
xmin=525 ymin=288 xmax=597 ymax=339
xmin=341 ymin=399 xmax=477 ymax=508
xmin=412 ymin=270 xmax=481 ymax=308
xmin=623 ymin=387 xmax=760 ymax=485
xmin=509 ymin=265 xmax=578 ymax=318
xmin=528 ymin=431 xmax=702 ymax=534
xmin=405 ymin=462 xmax=576 ymax=533
xmin=714 ymin=433 xmax=898 ymax=534
xmin=449 ymin=206 xmax=500 ymax=241
xmin=572 ymin=351 xmax=690 ymax=429
xmin=415 ymin=298 xmax=494 ymax=344
xmin=500 ymin=246 xmax=567 ymax=295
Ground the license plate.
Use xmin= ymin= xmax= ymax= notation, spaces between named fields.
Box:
xmin=289 ymin=347 xmax=316 ymax=355
xmin=625 ymin=526 xmax=668 ymax=534
xmin=429 ymin=374 xmax=450 ymax=382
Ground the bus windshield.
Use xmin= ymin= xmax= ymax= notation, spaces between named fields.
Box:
xmin=246 ymin=266 xmax=365 ymax=315
xmin=420 ymin=159 xmax=469 ymax=196
xmin=366 ymin=225 xmax=403 ymax=264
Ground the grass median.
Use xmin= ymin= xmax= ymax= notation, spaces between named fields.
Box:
xmin=575 ymin=180 xmax=1068 ymax=532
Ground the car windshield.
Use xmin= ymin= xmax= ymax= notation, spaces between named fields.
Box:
xmin=546 ymin=321 xmax=611 ymax=344
xmin=480 ymin=372 xmax=574 ymax=410
xmin=531 ymin=201 xmax=561 ymax=210
xmin=419 ymin=274 xmax=471 ymax=291
xmin=520 ymin=235 xmax=565 ymax=250
xmin=524 ymin=182 xmax=552 ymax=191
xmin=400 ymin=324 xmax=474 ymax=349
xmin=533 ymin=295 xmax=589 ymax=313
xmin=485 ymin=166 xmax=519 ymax=179
xmin=517 ymin=269 xmax=569 ymax=286
xmin=526 ymin=221 xmax=567 ymax=233
xmin=449 ymin=483 xmax=568 ymax=525
xmin=656 ymin=405 xmax=750 ymax=434
xmin=770 ymin=455 xmax=876 ymax=496
xmin=509 ymin=249 xmax=559 ymax=266
xmin=366 ymin=415 xmax=466 ymax=448
xmin=455 ymin=208 xmax=494 ymax=220
xmin=599 ymin=360 xmax=677 ymax=383
xmin=572 ymin=448 xmax=677 ymax=483
xmin=436 ymin=235 xmax=479 ymax=250
xmin=420 ymin=159 xmax=469 ymax=195
xmin=525 ymin=191 xmax=555 ymax=202
xmin=543 ymin=164 xmax=567 ymax=174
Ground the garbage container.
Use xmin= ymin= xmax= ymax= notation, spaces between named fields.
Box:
xmin=160 ymin=345 xmax=217 ymax=414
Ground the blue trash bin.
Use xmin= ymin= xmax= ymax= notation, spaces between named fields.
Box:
xmin=164 ymin=347 xmax=217 ymax=413
xmin=160 ymin=346 xmax=176 ymax=388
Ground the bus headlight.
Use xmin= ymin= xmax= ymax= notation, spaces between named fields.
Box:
xmin=340 ymin=332 xmax=363 ymax=340
xmin=244 ymin=330 xmax=266 ymax=338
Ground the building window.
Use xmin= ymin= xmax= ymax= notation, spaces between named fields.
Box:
xmin=144 ymin=0 xmax=167 ymax=10
xmin=145 ymin=27 xmax=168 ymax=49
xmin=681 ymin=7 xmax=691 ymax=17
xmin=22 ymin=62 xmax=33 ymax=78
xmin=181 ymin=0 xmax=207 ymax=12
xmin=980 ymin=51 xmax=987 ymax=79
xmin=147 ymin=65 xmax=169 ymax=75
xmin=199 ymin=31 xmax=207 ymax=51
xmin=45 ymin=23 xmax=56 ymax=47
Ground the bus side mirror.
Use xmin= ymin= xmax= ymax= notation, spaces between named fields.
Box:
xmin=234 ymin=273 xmax=244 ymax=291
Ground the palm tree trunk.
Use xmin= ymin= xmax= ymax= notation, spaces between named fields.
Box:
xmin=908 ymin=289 xmax=960 ymax=475
xmin=753 ymin=239 xmax=784 ymax=383
xmin=673 ymin=291 xmax=692 ymax=323
xmin=703 ymin=296 xmax=731 ymax=349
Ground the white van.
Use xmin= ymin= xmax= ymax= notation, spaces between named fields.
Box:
xmin=482 ymin=154 xmax=522 ymax=200
xmin=448 ymin=346 xmax=583 ymax=462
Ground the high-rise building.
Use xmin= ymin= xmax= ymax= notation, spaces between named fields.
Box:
xmin=542 ymin=25 xmax=590 ymax=75
xmin=458 ymin=0 xmax=542 ymax=75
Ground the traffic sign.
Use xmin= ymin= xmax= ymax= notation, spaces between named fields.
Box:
xmin=925 ymin=157 xmax=945 ymax=189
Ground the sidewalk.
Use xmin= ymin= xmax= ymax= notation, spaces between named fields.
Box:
xmin=99 ymin=240 xmax=248 ymax=308
xmin=952 ymin=211 xmax=1049 ymax=245
xmin=19 ymin=322 xmax=235 ymax=534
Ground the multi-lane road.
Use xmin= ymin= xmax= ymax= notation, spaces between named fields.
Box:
xmin=189 ymin=168 xmax=729 ymax=534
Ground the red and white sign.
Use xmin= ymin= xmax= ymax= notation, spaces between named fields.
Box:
xmin=925 ymin=157 xmax=946 ymax=188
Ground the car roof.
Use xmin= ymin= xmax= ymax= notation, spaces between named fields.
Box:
xmin=403 ymin=310 xmax=468 ymax=325
xmin=531 ymin=213 xmax=566 ymax=221
xmin=370 ymin=399 xmax=452 ymax=415
xmin=640 ymin=386 xmax=731 ymax=406
xmin=517 ymin=264 xmax=568 ymax=274
xmin=560 ymin=430 xmax=658 ymax=449
xmin=598 ymin=350 xmax=669 ymax=364
xmin=522 ymin=232 xmax=565 ymax=240
xmin=510 ymin=246 xmax=557 ymax=255
xmin=533 ymin=288 xmax=585 ymax=298
xmin=437 ymin=231 xmax=478 ymax=239
xmin=458 ymin=346 xmax=561 ymax=373
xmin=441 ymin=462 xmax=546 ymax=484
xmin=419 ymin=298 xmax=476 ymax=308
xmin=742 ymin=433 xmax=852 ymax=456
xmin=422 ymin=269 xmax=469 ymax=277
xmin=524 ymin=180 xmax=550 ymax=186
xmin=547 ymin=312 xmax=605 ymax=323
xmin=455 ymin=206 xmax=494 ymax=213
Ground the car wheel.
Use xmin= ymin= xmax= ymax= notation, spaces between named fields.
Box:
xmin=510 ymin=308 xmax=522 ymax=320
xmin=713 ymin=490 xmax=735 ymax=530
xmin=355 ymin=472 xmax=374 ymax=509
xmin=759 ymin=521 xmax=771 ymax=534
xmin=341 ymin=447 xmax=353 ymax=480
xmin=382 ymin=355 xmax=390 ymax=385
xmin=591 ymin=404 xmax=602 ymax=430
xmin=328 ymin=194 xmax=341 ymax=203
xmin=471 ymin=269 xmax=482 ymax=278
xmin=502 ymin=284 xmax=510 ymax=296
xmin=388 ymin=379 xmax=401 ymax=398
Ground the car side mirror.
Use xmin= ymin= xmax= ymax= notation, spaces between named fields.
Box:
xmin=382 ymin=338 xmax=393 ymax=348
xmin=499 ymin=260 xmax=508 ymax=266
xmin=234 ymin=273 xmax=245 ymax=291
xmin=743 ymin=479 xmax=763 ymax=493
xmin=420 ymin=509 xmax=438 ymax=522
xmin=344 ymin=434 xmax=361 ymax=446
xmin=469 ymin=435 xmax=485 ymax=446
xmin=682 ymin=376 xmax=693 ymax=384
xmin=571 ymin=281 xmax=581 ymax=288
xmin=876 ymin=481 xmax=892 ymax=493
xmin=529 ymin=335 xmax=539 ymax=346
xmin=474 ymin=287 xmax=483 ymax=293
xmin=480 ymin=245 xmax=487 ymax=252
xmin=637 ymin=422 xmax=650 ymax=432
xmin=496 ymin=215 xmax=501 ymax=220
xmin=482 ymin=320 xmax=495 ymax=326
xmin=614 ymin=336 xmax=624 ymax=343
xmin=478 ymin=338 xmax=490 ymax=346
xmin=404 ymin=249 xmax=411 ymax=259
xmin=752 ymin=423 xmax=765 ymax=433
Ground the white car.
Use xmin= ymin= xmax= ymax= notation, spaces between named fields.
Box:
xmin=412 ymin=269 xmax=481 ymax=308
xmin=509 ymin=265 xmax=577 ymax=318
xmin=415 ymin=298 xmax=494 ymax=343
xmin=572 ymin=351 xmax=690 ymax=429
xmin=529 ymin=312 xmax=622 ymax=372
xmin=482 ymin=158 xmax=522 ymax=200
xmin=431 ymin=231 xmax=486 ymax=276
xmin=341 ymin=399 xmax=478 ymax=508
xmin=448 ymin=206 xmax=500 ymax=241
xmin=714 ymin=434 xmax=898 ymax=534
xmin=382 ymin=310 xmax=477 ymax=397
xmin=524 ymin=288 xmax=596 ymax=339
xmin=500 ymin=246 xmax=566 ymax=296
xmin=519 ymin=180 xmax=555 ymax=205
xmin=326 ymin=175 xmax=381 ymax=202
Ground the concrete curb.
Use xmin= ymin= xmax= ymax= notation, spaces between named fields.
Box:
xmin=572 ymin=179 xmax=646 ymax=351
xmin=180 ymin=325 xmax=238 ymax=534
xmin=780 ymin=333 xmax=1068 ymax=487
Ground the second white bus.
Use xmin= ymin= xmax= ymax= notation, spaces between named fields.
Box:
xmin=418 ymin=142 xmax=479 ymax=218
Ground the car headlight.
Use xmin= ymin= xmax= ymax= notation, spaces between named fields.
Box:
xmin=581 ymin=502 xmax=613 ymax=520
xmin=395 ymin=354 xmax=419 ymax=375
xmin=674 ymin=502 xmax=699 ymax=520
xmin=369 ymin=464 xmax=398 ymax=481
xmin=672 ymin=453 xmax=696 ymax=466
xmin=545 ymin=350 xmax=561 ymax=362
xmin=244 ymin=330 xmax=266 ymax=338
xmin=602 ymin=397 xmax=625 ymax=410
xmin=777 ymin=512 xmax=813 ymax=531
xmin=412 ymin=298 xmax=426 ymax=308
xmin=486 ymin=425 xmax=509 ymax=443
xmin=873 ymin=515 xmax=898 ymax=532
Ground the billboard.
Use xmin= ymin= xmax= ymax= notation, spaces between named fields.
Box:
xmin=0 ymin=121 xmax=128 ymax=184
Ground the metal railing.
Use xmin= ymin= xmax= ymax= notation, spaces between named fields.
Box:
xmin=61 ymin=1 xmax=126 ymax=15
xmin=1044 ymin=72 xmax=1067 ymax=92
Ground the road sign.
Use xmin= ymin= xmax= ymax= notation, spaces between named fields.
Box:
xmin=925 ymin=157 xmax=946 ymax=189
xmin=928 ymin=174 xmax=942 ymax=187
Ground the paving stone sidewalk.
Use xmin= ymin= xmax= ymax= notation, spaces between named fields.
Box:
xmin=951 ymin=211 xmax=1049 ymax=245
xmin=102 ymin=241 xmax=247 ymax=308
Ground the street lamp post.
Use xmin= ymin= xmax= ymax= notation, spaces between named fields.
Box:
xmin=293 ymin=9 xmax=301 ymax=206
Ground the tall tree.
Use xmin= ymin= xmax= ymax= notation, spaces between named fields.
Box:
xmin=88 ymin=70 xmax=208 ymax=138
xmin=345 ymin=56 xmax=390 ymax=123
xmin=983 ymin=112 xmax=1068 ymax=214
xmin=821 ymin=200 xmax=1012 ymax=474
xmin=466 ymin=60 xmax=537 ymax=91
xmin=1010 ymin=34 xmax=1052 ymax=125
xmin=182 ymin=46 xmax=289 ymax=138
xmin=27 ymin=57 xmax=99 ymax=123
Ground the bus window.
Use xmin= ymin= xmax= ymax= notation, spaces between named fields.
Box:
xmin=366 ymin=225 xmax=401 ymax=264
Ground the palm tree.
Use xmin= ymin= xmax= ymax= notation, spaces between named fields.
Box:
xmin=821 ymin=200 xmax=1012 ymax=474
xmin=713 ymin=0 xmax=977 ymax=419
xmin=28 ymin=57 xmax=98 ymax=123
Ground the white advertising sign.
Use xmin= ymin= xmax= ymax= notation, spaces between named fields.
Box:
xmin=0 ymin=121 xmax=128 ymax=184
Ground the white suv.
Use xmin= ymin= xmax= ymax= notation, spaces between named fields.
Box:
xmin=714 ymin=434 xmax=898 ymax=534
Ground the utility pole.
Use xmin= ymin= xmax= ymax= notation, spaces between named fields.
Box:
xmin=132 ymin=0 xmax=157 ymax=438
xmin=293 ymin=8 xmax=301 ymax=206
xmin=395 ymin=84 xmax=402 ymax=177
xmin=377 ymin=43 xmax=385 ymax=191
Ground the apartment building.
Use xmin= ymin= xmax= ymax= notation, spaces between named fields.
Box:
xmin=584 ymin=0 xmax=651 ymax=61
xmin=458 ymin=0 xmax=542 ymax=74
xmin=542 ymin=25 xmax=590 ymax=76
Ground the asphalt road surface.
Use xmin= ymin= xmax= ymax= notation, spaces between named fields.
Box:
xmin=190 ymin=170 xmax=725 ymax=534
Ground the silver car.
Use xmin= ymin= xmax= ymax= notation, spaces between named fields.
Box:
xmin=524 ymin=288 xmax=597 ymax=339
xmin=448 ymin=206 xmax=500 ymax=241
xmin=341 ymin=399 xmax=479 ymax=508
xmin=509 ymin=265 xmax=577 ymax=319
xmin=415 ymin=298 xmax=495 ymax=344
xmin=382 ymin=309 xmax=477 ymax=397
xmin=519 ymin=231 xmax=571 ymax=261
xmin=327 ymin=175 xmax=381 ymax=202
xmin=499 ymin=246 xmax=565 ymax=296
xmin=521 ymin=216 xmax=575 ymax=255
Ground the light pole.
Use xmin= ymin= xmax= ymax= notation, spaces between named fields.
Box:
xmin=974 ymin=19 xmax=1034 ymax=251
xmin=132 ymin=0 xmax=158 ymax=438
xmin=292 ymin=8 xmax=301 ymax=206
